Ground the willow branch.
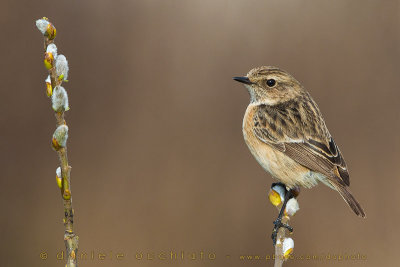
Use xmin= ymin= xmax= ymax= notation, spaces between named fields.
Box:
xmin=36 ymin=17 xmax=78 ymax=267
xmin=274 ymin=215 xmax=290 ymax=267
xmin=268 ymin=184 xmax=298 ymax=267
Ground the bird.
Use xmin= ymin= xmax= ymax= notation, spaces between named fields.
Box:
xmin=233 ymin=66 xmax=365 ymax=243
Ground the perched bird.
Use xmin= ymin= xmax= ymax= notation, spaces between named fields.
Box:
xmin=233 ymin=66 xmax=365 ymax=243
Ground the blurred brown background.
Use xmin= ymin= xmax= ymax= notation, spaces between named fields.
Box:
xmin=1 ymin=0 xmax=399 ymax=266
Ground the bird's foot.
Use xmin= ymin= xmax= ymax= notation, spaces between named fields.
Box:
xmin=271 ymin=218 xmax=293 ymax=246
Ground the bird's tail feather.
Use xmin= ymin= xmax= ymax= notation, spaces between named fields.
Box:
xmin=330 ymin=182 xmax=366 ymax=218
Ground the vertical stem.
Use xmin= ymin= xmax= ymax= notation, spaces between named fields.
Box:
xmin=274 ymin=215 xmax=290 ymax=267
xmin=39 ymin=20 xmax=79 ymax=267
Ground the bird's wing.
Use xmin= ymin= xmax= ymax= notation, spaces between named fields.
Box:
xmin=252 ymin=101 xmax=350 ymax=186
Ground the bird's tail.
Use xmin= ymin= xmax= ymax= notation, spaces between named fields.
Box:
xmin=330 ymin=182 xmax=366 ymax=218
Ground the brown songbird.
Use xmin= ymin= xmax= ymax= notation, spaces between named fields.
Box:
xmin=234 ymin=66 xmax=365 ymax=242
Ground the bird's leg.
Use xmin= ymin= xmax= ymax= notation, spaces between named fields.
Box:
xmin=271 ymin=186 xmax=295 ymax=246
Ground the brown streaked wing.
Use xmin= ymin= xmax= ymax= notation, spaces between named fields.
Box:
xmin=305 ymin=137 xmax=349 ymax=185
xmin=284 ymin=141 xmax=349 ymax=186
xmin=252 ymin=104 xmax=350 ymax=186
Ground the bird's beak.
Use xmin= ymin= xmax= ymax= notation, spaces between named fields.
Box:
xmin=233 ymin=76 xmax=254 ymax=85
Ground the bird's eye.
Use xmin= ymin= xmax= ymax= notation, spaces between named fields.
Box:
xmin=266 ymin=79 xmax=276 ymax=87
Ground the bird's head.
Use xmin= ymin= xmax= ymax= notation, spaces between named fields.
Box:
xmin=234 ymin=66 xmax=304 ymax=105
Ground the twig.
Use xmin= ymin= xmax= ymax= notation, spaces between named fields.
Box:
xmin=36 ymin=17 xmax=78 ymax=267
xmin=268 ymin=184 xmax=298 ymax=267
xmin=274 ymin=215 xmax=290 ymax=267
